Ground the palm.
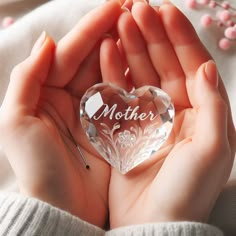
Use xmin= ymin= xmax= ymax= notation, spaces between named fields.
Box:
xmin=109 ymin=107 xmax=196 ymax=226
xmin=33 ymin=84 xmax=110 ymax=227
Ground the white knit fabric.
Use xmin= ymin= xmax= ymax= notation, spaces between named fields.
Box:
xmin=0 ymin=192 xmax=224 ymax=236
xmin=0 ymin=192 xmax=105 ymax=236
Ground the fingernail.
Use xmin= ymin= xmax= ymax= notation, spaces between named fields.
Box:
xmin=31 ymin=31 xmax=46 ymax=54
xmin=205 ymin=60 xmax=219 ymax=88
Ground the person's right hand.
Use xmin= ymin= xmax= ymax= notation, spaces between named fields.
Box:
xmin=0 ymin=0 xmax=122 ymax=228
xmin=100 ymin=1 xmax=236 ymax=228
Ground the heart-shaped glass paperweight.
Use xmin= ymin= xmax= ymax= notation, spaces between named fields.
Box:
xmin=80 ymin=83 xmax=174 ymax=174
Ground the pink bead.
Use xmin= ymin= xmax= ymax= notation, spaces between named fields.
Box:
xmin=217 ymin=21 xmax=224 ymax=27
xmin=219 ymin=38 xmax=231 ymax=50
xmin=209 ymin=0 xmax=217 ymax=8
xmin=185 ymin=0 xmax=197 ymax=9
xmin=225 ymin=27 xmax=236 ymax=39
xmin=1 ymin=16 xmax=14 ymax=28
xmin=227 ymin=20 xmax=235 ymax=27
xmin=221 ymin=1 xmax=230 ymax=9
xmin=219 ymin=10 xmax=231 ymax=22
xmin=201 ymin=14 xmax=213 ymax=27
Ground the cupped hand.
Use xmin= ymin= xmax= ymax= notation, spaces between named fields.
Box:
xmin=100 ymin=1 xmax=236 ymax=228
xmin=0 ymin=1 xmax=122 ymax=228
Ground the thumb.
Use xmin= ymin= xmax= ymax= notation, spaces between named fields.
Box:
xmin=193 ymin=60 xmax=228 ymax=153
xmin=1 ymin=32 xmax=55 ymax=117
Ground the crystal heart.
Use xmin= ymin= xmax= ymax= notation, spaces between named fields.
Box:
xmin=80 ymin=83 xmax=175 ymax=174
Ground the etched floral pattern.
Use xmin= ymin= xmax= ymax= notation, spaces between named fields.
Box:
xmin=98 ymin=121 xmax=172 ymax=174
xmin=117 ymin=130 xmax=136 ymax=148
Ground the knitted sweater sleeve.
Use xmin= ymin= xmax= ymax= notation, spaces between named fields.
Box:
xmin=0 ymin=192 xmax=224 ymax=236
xmin=0 ymin=192 xmax=105 ymax=236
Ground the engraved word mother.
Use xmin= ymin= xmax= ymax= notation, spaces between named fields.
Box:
xmin=93 ymin=104 xmax=158 ymax=121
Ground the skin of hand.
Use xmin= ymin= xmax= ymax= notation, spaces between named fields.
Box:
xmin=0 ymin=0 xmax=122 ymax=228
xmin=100 ymin=1 xmax=236 ymax=228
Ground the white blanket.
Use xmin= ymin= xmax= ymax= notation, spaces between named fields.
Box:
xmin=0 ymin=0 xmax=235 ymax=235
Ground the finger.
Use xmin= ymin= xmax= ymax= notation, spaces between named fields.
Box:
xmin=116 ymin=40 xmax=133 ymax=90
xmin=109 ymin=1 xmax=134 ymax=39
xmin=100 ymin=37 xmax=128 ymax=90
xmin=192 ymin=61 xmax=233 ymax=161
xmin=117 ymin=10 xmax=160 ymax=88
xmin=217 ymin=79 xmax=236 ymax=157
xmin=131 ymin=2 xmax=190 ymax=108
xmin=122 ymin=0 xmax=133 ymax=9
xmin=48 ymin=0 xmax=122 ymax=87
xmin=1 ymin=32 xmax=55 ymax=116
xmin=159 ymin=3 xmax=211 ymax=79
xmin=66 ymin=43 xmax=102 ymax=98
xmin=117 ymin=39 xmax=129 ymax=70
xmin=159 ymin=3 xmax=236 ymax=153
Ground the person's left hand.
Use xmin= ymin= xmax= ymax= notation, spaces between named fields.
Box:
xmin=0 ymin=0 xmax=122 ymax=228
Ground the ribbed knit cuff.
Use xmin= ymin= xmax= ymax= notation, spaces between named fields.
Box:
xmin=106 ymin=222 xmax=224 ymax=236
xmin=0 ymin=192 xmax=224 ymax=236
xmin=0 ymin=192 xmax=105 ymax=236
